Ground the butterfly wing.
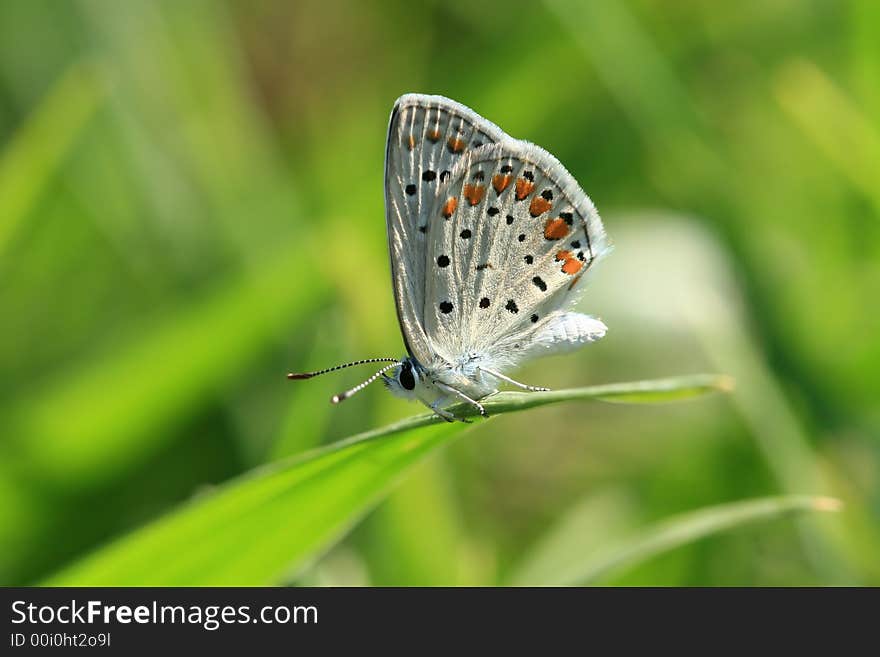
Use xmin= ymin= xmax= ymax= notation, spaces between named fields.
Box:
xmin=422 ymin=139 xmax=610 ymax=367
xmin=384 ymin=94 xmax=508 ymax=364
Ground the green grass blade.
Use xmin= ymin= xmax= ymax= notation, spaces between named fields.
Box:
xmin=507 ymin=488 xmax=640 ymax=586
xmin=482 ymin=374 xmax=733 ymax=411
xmin=0 ymin=61 xmax=103 ymax=256
xmin=774 ymin=59 xmax=880 ymax=213
xmin=44 ymin=421 xmax=461 ymax=586
xmin=42 ymin=374 xmax=729 ymax=585
xmin=563 ymin=495 xmax=842 ymax=586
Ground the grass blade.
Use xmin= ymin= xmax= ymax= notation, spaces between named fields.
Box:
xmin=0 ymin=62 xmax=102 ymax=255
xmin=507 ymin=488 xmax=640 ymax=586
xmin=42 ymin=374 xmax=729 ymax=585
xmin=483 ymin=374 xmax=733 ymax=411
xmin=566 ymin=495 xmax=842 ymax=585
xmin=774 ymin=59 xmax=880 ymax=212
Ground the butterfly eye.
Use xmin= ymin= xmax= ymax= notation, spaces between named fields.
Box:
xmin=399 ymin=361 xmax=416 ymax=390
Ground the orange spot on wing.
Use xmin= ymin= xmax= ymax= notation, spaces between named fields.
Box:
xmin=544 ymin=218 xmax=570 ymax=240
xmin=555 ymin=249 xmax=572 ymax=262
xmin=529 ymin=196 xmax=552 ymax=217
xmin=442 ymin=197 xmax=458 ymax=218
xmin=464 ymin=184 xmax=486 ymax=206
xmin=427 ymin=129 xmax=441 ymax=142
xmin=407 ymin=135 xmax=416 ymax=150
xmin=562 ymin=258 xmax=583 ymax=275
xmin=447 ymin=137 xmax=466 ymax=153
xmin=515 ymin=178 xmax=535 ymax=200
xmin=492 ymin=174 xmax=511 ymax=194
xmin=555 ymin=248 xmax=581 ymax=274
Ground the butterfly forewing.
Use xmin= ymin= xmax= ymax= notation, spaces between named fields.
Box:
xmin=423 ymin=140 xmax=610 ymax=363
xmin=385 ymin=94 xmax=508 ymax=364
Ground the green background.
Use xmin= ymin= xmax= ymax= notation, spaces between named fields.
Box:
xmin=1 ymin=0 xmax=877 ymax=586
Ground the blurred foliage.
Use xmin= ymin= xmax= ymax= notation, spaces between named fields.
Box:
xmin=0 ymin=0 xmax=877 ymax=586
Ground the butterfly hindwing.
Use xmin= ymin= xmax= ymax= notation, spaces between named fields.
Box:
xmin=385 ymin=94 xmax=507 ymax=364
xmin=422 ymin=140 xmax=610 ymax=365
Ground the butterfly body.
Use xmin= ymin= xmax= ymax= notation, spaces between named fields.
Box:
xmin=383 ymin=355 xmax=499 ymax=420
xmin=383 ymin=306 xmax=608 ymax=419
xmin=289 ymin=94 xmax=610 ymax=421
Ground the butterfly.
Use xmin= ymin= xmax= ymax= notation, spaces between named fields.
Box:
xmin=289 ymin=94 xmax=611 ymax=422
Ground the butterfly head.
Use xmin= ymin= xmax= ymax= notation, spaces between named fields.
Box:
xmin=382 ymin=357 xmax=422 ymax=400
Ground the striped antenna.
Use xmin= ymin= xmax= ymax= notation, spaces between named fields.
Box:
xmin=287 ymin=358 xmax=401 ymax=380
xmin=331 ymin=362 xmax=402 ymax=404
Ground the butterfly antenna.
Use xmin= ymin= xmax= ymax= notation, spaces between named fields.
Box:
xmin=287 ymin=358 xmax=401 ymax=380
xmin=331 ymin=362 xmax=401 ymax=404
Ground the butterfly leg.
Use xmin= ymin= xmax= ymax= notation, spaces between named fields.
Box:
xmin=429 ymin=400 xmax=459 ymax=423
xmin=480 ymin=367 xmax=550 ymax=392
xmin=434 ymin=382 xmax=489 ymax=420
